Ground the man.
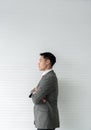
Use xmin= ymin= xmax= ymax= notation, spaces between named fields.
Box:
xmin=29 ymin=52 xmax=60 ymax=130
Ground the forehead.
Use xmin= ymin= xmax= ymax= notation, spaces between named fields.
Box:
xmin=39 ymin=56 xmax=45 ymax=60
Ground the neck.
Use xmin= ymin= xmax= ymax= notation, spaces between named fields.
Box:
xmin=43 ymin=67 xmax=52 ymax=71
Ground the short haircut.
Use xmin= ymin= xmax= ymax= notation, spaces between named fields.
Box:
xmin=40 ymin=52 xmax=56 ymax=67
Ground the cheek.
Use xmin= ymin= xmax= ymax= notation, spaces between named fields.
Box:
xmin=41 ymin=62 xmax=46 ymax=67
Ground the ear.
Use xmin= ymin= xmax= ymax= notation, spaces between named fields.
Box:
xmin=46 ymin=59 xmax=50 ymax=65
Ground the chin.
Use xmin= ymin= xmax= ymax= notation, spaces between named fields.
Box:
xmin=39 ymin=68 xmax=44 ymax=71
xmin=39 ymin=69 xmax=43 ymax=71
xmin=38 ymin=67 xmax=42 ymax=71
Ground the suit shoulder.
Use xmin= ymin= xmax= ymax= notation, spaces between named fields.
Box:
xmin=46 ymin=71 xmax=58 ymax=81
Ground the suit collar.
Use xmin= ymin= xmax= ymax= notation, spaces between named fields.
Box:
xmin=41 ymin=69 xmax=53 ymax=77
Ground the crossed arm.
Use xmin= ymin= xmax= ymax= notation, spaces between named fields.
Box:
xmin=29 ymin=86 xmax=47 ymax=103
xmin=32 ymin=86 xmax=47 ymax=103
xmin=29 ymin=77 xmax=54 ymax=104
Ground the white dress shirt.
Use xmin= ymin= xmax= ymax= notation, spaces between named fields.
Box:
xmin=41 ymin=68 xmax=53 ymax=77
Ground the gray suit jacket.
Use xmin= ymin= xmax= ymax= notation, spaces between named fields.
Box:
xmin=29 ymin=70 xmax=60 ymax=129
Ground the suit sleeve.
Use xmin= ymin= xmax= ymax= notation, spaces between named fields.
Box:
xmin=29 ymin=88 xmax=35 ymax=98
xmin=31 ymin=76 xmax=55 ymax=104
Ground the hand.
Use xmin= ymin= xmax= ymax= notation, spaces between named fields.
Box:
xmin=32 ymin=86 xmax=38 ymax=94
xmin=42 ymin=98 xmax=47 ymax=103
xmin=34 ymin=86 xmax=38 ymax=92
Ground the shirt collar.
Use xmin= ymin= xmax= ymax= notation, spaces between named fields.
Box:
xmin=41 ymin=68 xmax=53 ymax=77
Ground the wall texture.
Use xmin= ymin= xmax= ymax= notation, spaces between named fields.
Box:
xmin=0 ymin=1 xmax=91 ymax=130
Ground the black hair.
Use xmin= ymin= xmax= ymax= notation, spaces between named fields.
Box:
xmin=40 ymin=52 xmax=56 ymax=67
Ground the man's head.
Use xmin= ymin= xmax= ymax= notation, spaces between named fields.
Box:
xmin=38 ymin=52 xmax=56 ymax=71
